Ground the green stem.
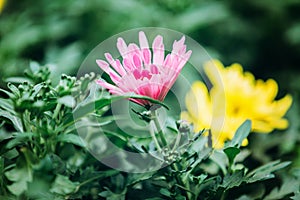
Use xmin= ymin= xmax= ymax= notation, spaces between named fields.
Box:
xmin=72 ymin=170 xmax=119 ymax=194
xmin=149 ymin=121 xmax=162 ymax=152
xmin=150 ymin=110 xmax=191 ymax=198
xmin=220 ymin=189 xmax=227 ymax=200
xmin=20 ymin=114 xmax=26 ymax=132
xmin=171 ymin=163 xmax=192 ymax=199
xmin=53 ymin=103 xmax=62 ymax=121
xmin=151 ymin=110 xmax=168 ymax=147
xmin=172 ymin=132 xmax=181 ymax=152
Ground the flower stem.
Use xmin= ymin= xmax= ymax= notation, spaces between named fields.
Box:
xmin=149 ymin=121 xmax=162 ymax=152
xmin=151 ymin=110 xmax=168 ymax=148
xmin=53 ymin=103 xmax=62 ymax=121
xmin=149 ymin=109 xmax=191 ymax=199
xmin=172 ymin=132 xmax=181 ymax=152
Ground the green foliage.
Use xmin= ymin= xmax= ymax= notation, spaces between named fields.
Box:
xmin=1 ymin=0 xmax=300 ymax=197
xmin=0 ymin=64 xmax=297 ymax=199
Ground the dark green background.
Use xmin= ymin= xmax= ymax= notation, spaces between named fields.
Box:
xmin=1 ymin=0 xmax=300 ymax=87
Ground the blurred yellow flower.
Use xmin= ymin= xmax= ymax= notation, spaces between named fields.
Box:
xmin=0 ymin=0 xmax=6 ymax=14
xmin=181 ymin=60 xmax=292 ymax=148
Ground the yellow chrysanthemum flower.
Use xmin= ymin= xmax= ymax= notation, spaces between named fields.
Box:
xmin=181 ymin=60 xmax=292 ymax=148
xmin=0 ymin=0 xmax=6 ymax=14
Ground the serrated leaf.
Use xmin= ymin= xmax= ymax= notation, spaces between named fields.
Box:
xmin=246 ymin=160 xmax=291 ymax=183
xmin=226 ymin=120 xmax=251 ymax=148
xmin=50 ymin=175 xmax=79 ymax=195
xmin=0 ymin=110 xmax=23 ymax=132
xmin=5 ymin=164 xmax=33 ymax=195
xmin=6 ymin=132 xmax=34 ymax=149
xmin=263 ymin=176 xmax=300 ymax=200
xmin=99 ymin=187 xmax=126 ymax=200
xmin=221 ymin=169 xmax=244 ymax=189
xmin=57 ymin=134 xmax=86 ymax=147
xmin=127 ymin=171 xmax=155 ymax=186
xmin=3 ymin=148 xmax=19 ymax=159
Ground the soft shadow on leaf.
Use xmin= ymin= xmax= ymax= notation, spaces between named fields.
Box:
xmin=50 ymin=174 xmax=79 ymax=195
xmin=245 ymin=160 xmax=291 ymax=183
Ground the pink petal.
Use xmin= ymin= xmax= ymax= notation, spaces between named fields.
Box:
xmin=142 ymin=48 xmax=151 ymax=65
xmin=96 ymin=59 xmax=121 ymax=84
xmin=163 ymin=54 xmax=172 ymax=68
xmin=96 ymin=59 xmax=109 ymax=71
xmin=104 ymin=53 xmax=126 ymax=76
xmin=109 ymin=72 xmax=121 ymax=83
xmin=152 ymin=35 xmax=164 ymax=66
xmin=96 ymin=79 xmax=122 ymax=93
xmin=133 ymin=54 xmax=142 ymax=69
xmin=172 ymin=36 xmax=186 ymax=55
xmin=141 ymin=70 xmax=152 ymax=79
xmin=123 ymin=57 xmax=134 ymax=71
xmin=97 ymin=32 xmax=192 ymax=107
xmin=117 ymin=37 xmax=128 ymax=57
xmin=176 ymin=50 xmax=192 ymax=72
xmin=150 ymin=64 xmax=159 ymax=74
xmin=127 ymin=43 xmax=140 ymax=57
xmin=133 ymin=69 xmax=141 ymax=79
xmin=139 ymin=31 xmax=149 ymax=49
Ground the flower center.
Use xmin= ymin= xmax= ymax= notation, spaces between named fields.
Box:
xmin=132 ymin=64 xmax=159 ymax=80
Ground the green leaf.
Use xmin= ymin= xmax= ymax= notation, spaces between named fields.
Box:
xmin=246 ymin=160 xmax=291 ymax=183
xmin=65 ymin=94 xmax=169 ymax=126
xmin=263 ymin=176 xmax=300 ymax=200
xmin=6 ymin=132 xmax=34 ymax=149
xmin=221 ymin=169 xmax=244 ymax=189
xmin=5 ymin=164 xmax=33 ymax=195
xmin=0 ymin=88 xmax=15 ymax=99
xmin=226 ymin=120 xmax=251 ymax=148
xmin=66 ymin=97 xmax=117 ymax=125
xmin=57 ymin=134 xmax=86 ymax=147
xmin=57 ymin=95 xmax=76 ymax=108
xmin=0 ymin=110 xmax=23 ymax=132
xmin=128 ymin=94 xmax=169 ymax=109
xmin=31 ymin=83 xmax=44 ymax=98
xmin=127 ymin=171 xmax=155 ymax=186
xmin=0 ymin=98 xmax=15 ymax=113
xmin=291 ymin=192 xmax=300 ymax=200
xmin=7 ymin=82 xmax=20 ymax=97
xmin=50 ymin=174 xmax=79 ymax=195
xmin=5 ymin=77 xmax=32 ymax=84
xmin=210 ymin=150 xmax=228 ymax=175
xmin=160 ymin=188 xmax=172 ymax=197
xmin=223 ymin=147 xmax=241 ymax=165
xmin=2 ymin=148 xmax=19 ymax=159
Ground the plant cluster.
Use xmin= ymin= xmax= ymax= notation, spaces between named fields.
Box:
xmin=0 ymin=63 xmax=299 ymax=199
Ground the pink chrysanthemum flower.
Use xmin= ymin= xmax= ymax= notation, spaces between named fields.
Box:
xmin=96 ymin=31 xmax=192 ymax=107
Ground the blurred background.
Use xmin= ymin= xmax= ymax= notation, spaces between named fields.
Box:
xmin=1 ymin=1 xmax=300 ymax=197
xmin=1 ymin=0 xmax=300 ymax=89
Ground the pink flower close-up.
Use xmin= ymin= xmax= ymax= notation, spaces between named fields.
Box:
xmin=96 ymin=31 xmax=192 ymax=107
